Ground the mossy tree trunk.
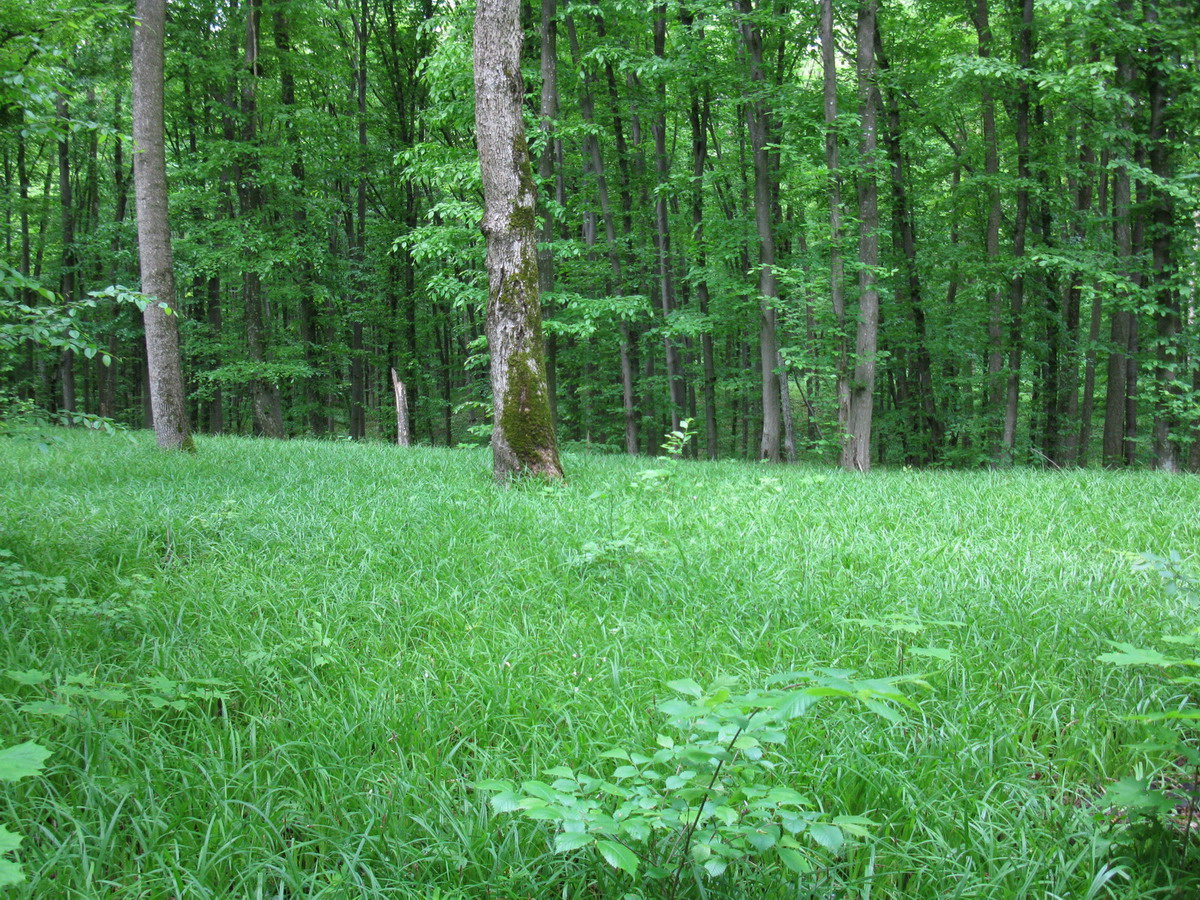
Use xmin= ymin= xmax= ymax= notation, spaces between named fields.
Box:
xmin=474 ymin=0 xmax=563 ymax=481
xmin=132 ymin=0 xmax=194 ymax=451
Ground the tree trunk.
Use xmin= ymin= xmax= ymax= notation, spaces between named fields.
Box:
xmin=474 ymin=0 xmax=562 ymax=480
xmin=1001 ymin=0 xmax=1033 ymax=462
xmin=237 ymin=0 xmax=285 ymax=438
xmin=391 ymin=368 xmax=411 ymax=446
xmin=820 ymin=0 xmax=850 ymax=437
xmin=1103 ymin=5 xmax=1136 ymax=467
xmin=56 ymin=95 xmax=76 ymax=417
xmin=973 ymin=0 xmax=1004 ymax=456
xmin=652 ymin=5 xmax=686 ymax=431
xmin=876 ymin=22 xmax=940 ymax=462
xmin=132 ymin=0 xmax=194 ymax=450
xmin=688 ymin=83 xmax=719 ymax=459
xmin=565 ymin=12 xmax=640 ymax=457
xmin=1144 ymin=1 xmax=1181 ymax=472
xmin=736 ymin=0 xmax=783 ymax=462
xmin=842 ymin=0 xmax=881 ymax=472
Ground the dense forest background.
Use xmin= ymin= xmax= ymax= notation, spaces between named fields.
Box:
xmin=2 ymin=0 xmax=1198 ymax=470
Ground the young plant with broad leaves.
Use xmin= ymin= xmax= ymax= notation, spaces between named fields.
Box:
xmin=1100 ymin=553 xmax=1200 ymax=855
xmin=0 ymin=741 xmax=50 ymax=885
xmin=477 ymin=669 xmax=923 ymax=896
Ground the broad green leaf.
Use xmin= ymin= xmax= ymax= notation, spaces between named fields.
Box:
xmin=597 ymin=840 xmax=639 ymax=876
xmin=1103 ymin=777 xmax=1176 ymax=814
xmin=703 ymin=858 xmax=727 ymax=877
xmin=777 ymin=847 xmax=812 ymax=875
xmin=554 ymin=831 xmax=594 ymax=852
xmin=832 ymin=814 xmax=875 ymax=836
xmin=81 ymin=688 xmax=129 ymax=702
xmin=666 ymin=678 xmax=703 ymax=698
xmin=474 ymin=780 xmax=513 ymax=793
xmin=1098 ymin=643 xmax=1176 ymax=667
xmin=808 ymin=823 xmax=844 ymax=853
xmin=0 ymin=824 xmax=20 ymax=853
xmin=19 ymin=701 xmax=73 ymax=717
xmin=0 ymin=859 xmax=23 ymax=886
xmin=862 ymin=697 xmax=904 ymax=723
xmin=4 ymin=670 xmax=49 ymax=686
xmin=488 ymin=791 xmax=522 ymax=814
xmin=0 ymin=743 xmax=50 ymax=782
xmin=745 ymin=828 xmax=777 ymax=851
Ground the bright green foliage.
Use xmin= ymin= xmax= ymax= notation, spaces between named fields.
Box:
xmin=478 ymin=671 xmax=918 ymax=890
xmin=3 ymin=432 xmax=1200 ymax=895
xmin=0 ymin=743 xmax=50 ymax=885
xmin=1099 ymin=555 xmax=1200 ymax=850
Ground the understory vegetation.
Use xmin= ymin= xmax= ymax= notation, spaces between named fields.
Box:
xmin=2 ymin=432 xmax=1200 ymax=897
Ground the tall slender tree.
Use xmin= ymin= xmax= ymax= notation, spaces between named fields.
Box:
xmin=474 ymin=0 xmax=563 ymax=480
xmin=132 ymin=0 xmax=193 ymax=451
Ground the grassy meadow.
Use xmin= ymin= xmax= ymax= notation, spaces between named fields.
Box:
xmin=2 ymin=431 xmax=1200 ymax=898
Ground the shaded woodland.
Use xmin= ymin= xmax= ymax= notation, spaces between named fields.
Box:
xmin=2 ymin=0 xmax=1198 ymax=470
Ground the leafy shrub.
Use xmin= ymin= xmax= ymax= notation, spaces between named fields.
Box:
xmin=1100 ymin=553 xmax=1200 ymax=851
xmin=478 ymin=670 xmax=921 ymax=897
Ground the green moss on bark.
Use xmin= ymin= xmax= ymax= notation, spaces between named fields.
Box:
xmin=499 ymin=345 xmax=555 ymax=470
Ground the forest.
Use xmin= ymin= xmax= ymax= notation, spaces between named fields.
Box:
xmin=2 ymin=0 xmax=1197 ymax=470
xmin=4 ymin=0 xmax=1200 ymax=898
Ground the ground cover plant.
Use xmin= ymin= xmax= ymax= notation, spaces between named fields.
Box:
xmin=2 ymin=431 xmax=1200 ymax=897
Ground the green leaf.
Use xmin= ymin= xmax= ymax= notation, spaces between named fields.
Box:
xmin=81 ymin=688 xmax=129 ymax=702
xmin=832 ymin=814 xmax=875 ymax=836
xmin=19 ymin=701 xmax=73 ymax=717
xmin=0 ymin=743 xmax=50 ymax=782
xmin=488 ymin=791 xmax=522 ymax=814
xmin=473 ymin=780 xmax=513 ymax=793
xmin=1098 ymin=643 xmax=1176 ymax=667
xmin=0 ymin=824 xmax=21 ymax=853
xmin=597 ymin=840 xmax=639 ymax=876
xmin=0 ymin=858 xmax=24 ymax=886
xmin=777 ymin=847 xmax=812 ymax=875
xmin=745 ymin=828 xmax=778 ymax=851
xmin=1103 ymin=777 xmax=1176 ymax=813
xmin=667 ymin=678 xmax=703 ymax=698
xmin=4 ymin=669 xmax=50 ymax=686
xmin=703 ymin=858 xmax=728 ymax=877
xmin=554 ymin=831 xmax=594 ymax=852
xmin=808 ymin=823 xmax=844 ymax=853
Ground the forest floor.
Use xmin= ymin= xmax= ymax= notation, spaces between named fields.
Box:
xmin=2 ymin=431 xmax=1200 ymax=898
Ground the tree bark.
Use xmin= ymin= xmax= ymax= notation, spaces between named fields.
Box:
xmin=842 ymin=0 xmax=881 ymax=472
xmin=651 ymin=5 xmax=686 ymax=431
xmin=876 ymin=22 xmax=940 ymax=462
xmin=686 ymin=76 xmax=719 ymax=459
xmin=820 ymin=0 xmax=850 ymax=439
xmin=56 ymin=95 xmax=76 ymax=417
xmin=237 ymin=0 xmax=285 ymax=438
xmin=132 ymin=0 xmax=194 ymax=450
xmin=1103 ymin=4 xmax=1137 ymax=467
xmin=391 ymin=368 xmax=411 ymax=446
xmin=1001 ymin=0 xmax=1033 ymax=462
xmin=474 ymin=0 xmax=563 ymax=480
xmin=736 ymin=0 xmax=783 ymax=462
xmin=1144 ymin=1 xmax=1181 ymax=472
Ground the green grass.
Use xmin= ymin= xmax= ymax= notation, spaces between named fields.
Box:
xmin=2 ymin=430 xmax=1199 ymax=898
